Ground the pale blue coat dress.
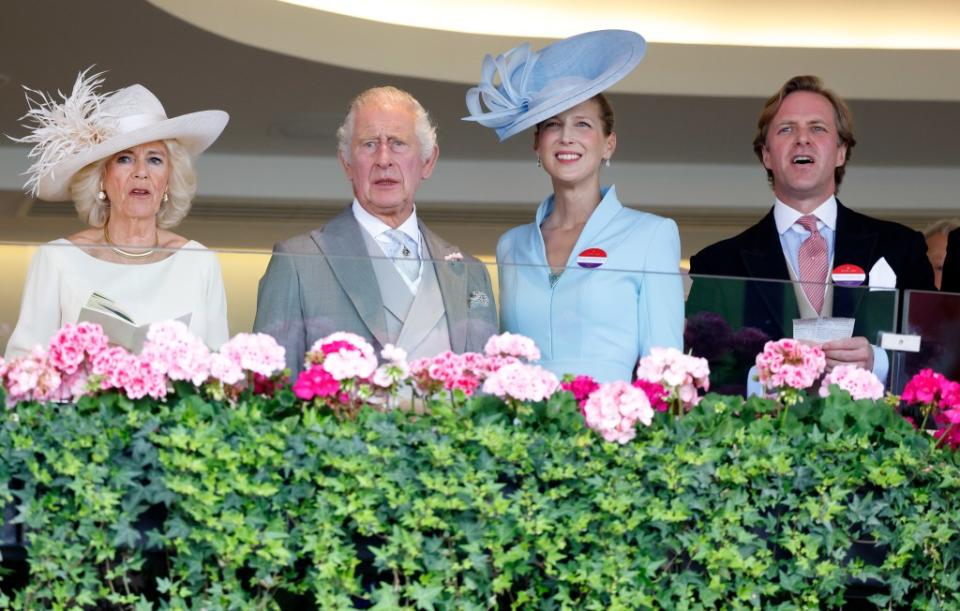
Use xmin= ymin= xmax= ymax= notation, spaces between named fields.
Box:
xmin=496 ymin=186 xmax=684 ymax=382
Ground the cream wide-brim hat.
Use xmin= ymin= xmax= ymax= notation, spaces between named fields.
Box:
xmin=16 ymin=70 xmax=228 ymax=202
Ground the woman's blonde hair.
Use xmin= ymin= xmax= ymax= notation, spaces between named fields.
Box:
xmin=69 ymin=139 xmax=197 ymax=229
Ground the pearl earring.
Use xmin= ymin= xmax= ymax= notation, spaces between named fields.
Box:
xmin=97 ymin=182 xmax=107 ymax=202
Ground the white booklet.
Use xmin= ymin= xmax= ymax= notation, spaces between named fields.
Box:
xmin=78 ymin=292 xmax=191 ymax=353
xmin=792 ymin=317 xmax=855 ymax=344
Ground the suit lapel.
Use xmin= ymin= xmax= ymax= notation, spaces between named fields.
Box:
xmin=741 ymin=211 xmax=791 ymax=281
xmin=420 ymin=222 xmax=468 ymax=352
xmin=313 ymin=209 xmax=389 ymax=347
xmin=740 ymin=210 xmax=795 ymax=337
xmin=833 ymin=202 xmax=878 ymax=317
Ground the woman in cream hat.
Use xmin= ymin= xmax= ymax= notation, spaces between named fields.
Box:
xmin=465 ymin=31 xmax=684 ymax=382
xmin=5 ymin=69 xmax=230 ymax=357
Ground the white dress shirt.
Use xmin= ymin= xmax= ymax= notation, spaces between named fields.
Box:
xmin=352 ymin=200 xmax=423 ymax=292
xmin=745 ymin=196 xmax=889 ymax=394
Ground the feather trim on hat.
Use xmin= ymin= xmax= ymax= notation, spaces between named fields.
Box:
xmin=10 ymin=67 xmax=116 ymax=197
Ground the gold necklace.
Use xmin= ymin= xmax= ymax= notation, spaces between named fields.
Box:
xmin=103 ymin=223 xmax=158 ymax=259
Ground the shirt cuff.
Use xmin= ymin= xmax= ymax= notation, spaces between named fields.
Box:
xmin=746 ymin=365 xmax=763 ymax=398
xmin=871 ymin=344 xmax=889 ymax=387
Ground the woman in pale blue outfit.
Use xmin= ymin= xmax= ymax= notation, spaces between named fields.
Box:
xmin=465 ymin=30 xmax=684 ymax=382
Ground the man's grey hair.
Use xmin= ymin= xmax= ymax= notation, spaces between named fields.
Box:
xmin=924 ymin=218 xmax=960 ymax=239
xmin=336 ymin=86 xmax=437 ymax=163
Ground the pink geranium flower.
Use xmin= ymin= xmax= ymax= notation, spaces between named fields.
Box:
xmin=582 ymin=381 xmax=653 ymax=444
xmin=141 ymin=321 xmax=211 ymax=386
xmin=372 ymin=344 xmax=410 ymax=391
xmin=48 ymin=322 xmax=109 ymax=375
xmin=91 ymin=346 xmax=134 ymax=391
xmin=635 ymin=347 xmax=710 ymax=414
xmin=483 ymin=332 xmax=541 ymax=362
xmin=410 ymin=351 xmax=487 ymax=398
xmin=306 ymin=332 xmax=377 ymax=380
xmin=819 ymin=364 xmax=884 ymax=401
xmin=3 ymin=321 xmax=295 ymax=407
xmin=294 ymin=332 xmax=381 ymax=415
xmin=3 ymin=347 xmax=60 ymax=407
xmin=482 ymin=361 xmax=559 ymax=403
xmin=755 ymin=339 xmax=826 ymax=392
xmin=218 ymin=332 xmax=286 ymax=378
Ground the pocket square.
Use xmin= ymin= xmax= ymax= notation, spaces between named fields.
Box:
xmin=468 ymin=290 xmax=490 ymax=309
xmin=868 ymin=257 xmax=896 ymax=290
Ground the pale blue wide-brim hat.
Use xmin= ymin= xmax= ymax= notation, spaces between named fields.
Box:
xmin=463 ymin=30 xmax=646 ymax=141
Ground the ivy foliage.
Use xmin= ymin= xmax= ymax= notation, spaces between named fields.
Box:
xmin=1 ymin=387 xmax=960 ymax=609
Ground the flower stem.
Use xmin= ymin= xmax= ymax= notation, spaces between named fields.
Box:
xmin=920 ymin=404 xmax=933 ymax=432
xmin=935 ymin=422 xmax=956 ymax=450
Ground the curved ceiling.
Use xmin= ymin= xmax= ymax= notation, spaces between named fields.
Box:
xmin=150 ymin=0 xmax=960 ymax=101
xmin=280 ymin=0 xmax=960 ymax=50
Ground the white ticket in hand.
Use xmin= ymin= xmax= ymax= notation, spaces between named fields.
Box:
xmin=792 ymin=317 xmax=855 ymax=344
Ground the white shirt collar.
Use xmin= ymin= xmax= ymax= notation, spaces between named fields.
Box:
xmin=351 ymin=199 xmax=421 ymax=246
xmin=773 ymin=195 xmax=838 ymax=236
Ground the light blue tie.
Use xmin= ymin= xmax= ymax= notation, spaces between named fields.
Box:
xmin=383 ymin=229 xmax=420 ymax=283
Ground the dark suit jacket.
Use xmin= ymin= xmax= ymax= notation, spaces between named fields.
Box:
xmin=687 ymin=201 xmax=935 ymax=342
xmin=253 ymin=207 xmax=498 ymax=375
xmin=942 ymin=228 xmax=960 ymax=294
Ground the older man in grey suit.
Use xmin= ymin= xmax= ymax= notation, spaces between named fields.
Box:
xmin=254 ymin=86 xmax=497 ymax=374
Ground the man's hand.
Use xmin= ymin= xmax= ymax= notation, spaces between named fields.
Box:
xmin=821 ymin=336 xmax=874 ymax=372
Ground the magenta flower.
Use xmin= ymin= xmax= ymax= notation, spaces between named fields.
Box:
xmin=293 ymin=366 xmax=340 ymax=400
xmin=901 ymin=369 xmax=960 ymax=443
xmin=902 ymin=369 xmax=948 ymax=406
xmin=562 ymin=375 xmax=599 ymax=410
xmin=633 ymin=378 xmax=669 ymax=413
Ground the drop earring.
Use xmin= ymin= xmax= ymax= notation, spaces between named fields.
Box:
xmin=536 ymin=156 xmax=542 ymax=168
xmin=603 ymin=158 xmax=611 ymax=168
xmin=162 ymin=192 xmax=169 ymax=203
xmin=97 ymin=182 xmax=107 ymax=202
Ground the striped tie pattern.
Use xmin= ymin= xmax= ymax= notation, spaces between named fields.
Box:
xmin=796 ymin=214 xmax=828 ymax=315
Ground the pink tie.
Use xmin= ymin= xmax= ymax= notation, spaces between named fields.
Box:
xmin=796 ymin=214 xmax=828 ymax=315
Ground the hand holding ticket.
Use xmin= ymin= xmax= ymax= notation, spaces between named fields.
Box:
xmin=792 ymin=317 xmax=855 ymax=344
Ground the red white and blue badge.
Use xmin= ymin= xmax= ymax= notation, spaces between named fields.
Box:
xmin=831 ymin=263 xmax=866 ymax=287
xmin=577 ymin=247 xmax=607 ymax=269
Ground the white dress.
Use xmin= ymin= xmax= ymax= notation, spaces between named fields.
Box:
xmin=5 ymin=239 xmax=229 ymax=358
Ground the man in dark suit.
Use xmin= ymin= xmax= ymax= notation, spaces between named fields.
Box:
xmin=942 ymin=229 xmax=960 ymax=293
xmin=688 ymin=75 xmax=935 ymax=383
xmin=254 ymin=86 xmax=497 ymax=375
